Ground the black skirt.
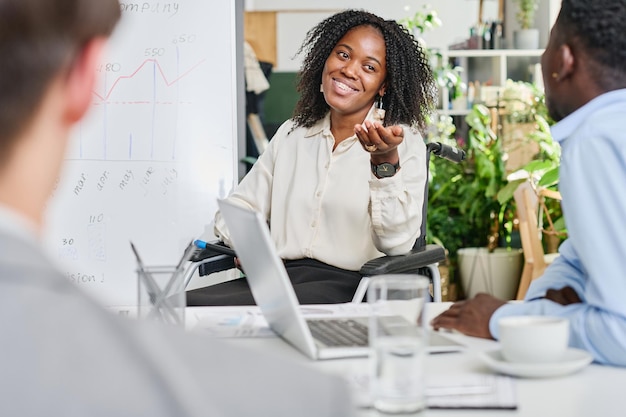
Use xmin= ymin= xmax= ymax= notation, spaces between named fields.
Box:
xmin=186 ymin=258 xmax=362 ymax=306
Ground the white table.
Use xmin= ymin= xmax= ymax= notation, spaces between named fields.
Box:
xmin=182 ymin=303 xmax=625 ymax=416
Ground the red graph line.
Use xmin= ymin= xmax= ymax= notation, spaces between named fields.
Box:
xmin=92 ymin=58 xmax=207 ymax=101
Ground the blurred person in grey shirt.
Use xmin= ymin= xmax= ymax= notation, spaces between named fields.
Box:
xmin=0 ymin=0 xmax=354 ymax=415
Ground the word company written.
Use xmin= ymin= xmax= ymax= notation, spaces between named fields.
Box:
xmin=120 ymin=2 xmax=179 ymax=16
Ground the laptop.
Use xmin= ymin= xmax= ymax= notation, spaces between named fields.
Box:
xmin=217 ymin=199 xmax=464 ymax=360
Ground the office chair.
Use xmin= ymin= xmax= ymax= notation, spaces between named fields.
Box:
xmin=182 ymin=141 xmax=466 ymax=303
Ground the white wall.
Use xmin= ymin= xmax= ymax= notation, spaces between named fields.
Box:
xmin=246 ymin=0 xmax=562 ymax=72
xmin=276 ymin=12 xmax=333 ymax=71
xmin=504 ymin=0 xmax=558 ymax=49
xmin=247 ymin=0 xmax=501 ymax=71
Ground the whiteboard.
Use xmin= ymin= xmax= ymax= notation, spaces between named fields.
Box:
xmin=43 ymin=0 xmax=244 ymax=306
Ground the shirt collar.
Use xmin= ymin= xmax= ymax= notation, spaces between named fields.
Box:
xmin=0 ymin=203 xmax=39 ymax=244
xmin=304 ymin=103 xmax=378 ymax=138
xmin=551 ymin=89 xmax=626 ymax=143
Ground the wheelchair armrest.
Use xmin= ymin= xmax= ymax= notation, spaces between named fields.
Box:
xmin=359 ymin=244 xmax=446 ymax=276
xmin=190 ymin=240 xmax=235 ymax=261
xmin=189 ymin=240 xmax=236 ymax=276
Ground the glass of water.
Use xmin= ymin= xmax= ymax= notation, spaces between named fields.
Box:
xmin=367 ymin=275 xmax=429 ymax=414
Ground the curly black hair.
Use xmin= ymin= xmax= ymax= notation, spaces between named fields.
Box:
xmin=291 ymin=9 xmax=437 ymax=131
xmin=558 ymin=0 xmax=626 ymax=88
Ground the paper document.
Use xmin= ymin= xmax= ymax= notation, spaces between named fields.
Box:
xmin=426 ymin=373 xmax=517 ymax=409
xmin=349 ymin=372 xmax=517 ymax=410
xmin=191 ymin=306 xmax=273 ymax=338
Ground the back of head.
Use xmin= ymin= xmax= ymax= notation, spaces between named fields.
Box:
xmin=558 ymin=0 xmax=626 ymax=89
xmin=0 ymin=0 xmax=121 ymax=161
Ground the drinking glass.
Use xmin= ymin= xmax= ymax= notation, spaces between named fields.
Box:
xmin=368 ymin=274 xmax=429 ymax=414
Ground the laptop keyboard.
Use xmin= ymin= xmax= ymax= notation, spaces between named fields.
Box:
xmin=307 ymin=319 xmax=368 ymax=347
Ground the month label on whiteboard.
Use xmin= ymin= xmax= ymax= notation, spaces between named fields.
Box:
xmin=96 ymin=171 xmax=110 ymax=191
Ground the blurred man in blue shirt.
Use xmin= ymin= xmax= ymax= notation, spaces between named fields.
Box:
xmin=432 ymin=0 xmax=626 ymax=366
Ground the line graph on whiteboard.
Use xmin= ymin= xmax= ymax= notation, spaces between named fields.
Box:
xmin=69 ymin=42 xmax=209 ymax=162
xmin=92 ymin=56 xmax=206 ymax=103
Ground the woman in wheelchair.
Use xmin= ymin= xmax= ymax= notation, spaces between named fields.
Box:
xmin=187 ymin=9 xmax=437 ymax=306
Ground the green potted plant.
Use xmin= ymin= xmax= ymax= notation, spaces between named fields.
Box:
xmin=513 ymin=0 xmax=540 ymax=49
xmin=423 ymin=114 xmax=466 ymax=300
xmin=454 ymin=103 xmax=523 ymax=300
xmin=454 ymin=80 xmax=567 ymax=300
xmin=424 ymin=104 xmax=522 ymax=301
xmin=455 ymin=79 xmax=568 ymax=301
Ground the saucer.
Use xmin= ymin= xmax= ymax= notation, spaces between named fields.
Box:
xmin=479 ymin=348 xmax=593 ymax=378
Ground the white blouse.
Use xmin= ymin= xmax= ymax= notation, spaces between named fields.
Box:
xmin=215 ymin=106 xmax=427 ymax=271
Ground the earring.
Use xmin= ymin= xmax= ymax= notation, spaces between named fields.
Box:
xmin=374 ymin=95 xmax=385 ymax=122
xmin=552 ymin=72 xmax=559 ymax=80
xmin=320 ymin=84 xmax=324 ymax=92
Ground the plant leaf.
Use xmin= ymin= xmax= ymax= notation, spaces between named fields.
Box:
xmin=497 ymin=179 xmax=525 ymax=205
xmin=538 ymin=167 xmax=559 ymax=187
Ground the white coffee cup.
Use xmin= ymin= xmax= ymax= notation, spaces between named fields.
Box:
xmin=498 ymin=316 xmax=569 ymax=363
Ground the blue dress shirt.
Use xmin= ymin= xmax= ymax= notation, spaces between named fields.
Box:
xmin=490 ymin=89 xmax=626 ymax=366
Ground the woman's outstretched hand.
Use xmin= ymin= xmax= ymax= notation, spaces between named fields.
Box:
xmin=355 ymin=121 xmax=403 ymax=158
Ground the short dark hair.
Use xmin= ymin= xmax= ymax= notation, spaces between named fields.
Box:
xmin=292 ymin=9 xmax=436 ymax=130
xmin=0 ymin=0 xmax=121 ymax=158
xmin=558 ymin=0 xmax=626 ymax=87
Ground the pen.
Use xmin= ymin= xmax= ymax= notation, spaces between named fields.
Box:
xmin=193 ymin=239 xmax=236 ymax=257
xmin=175 ymin=239 xmax=197 ymax=270
xmin=130 ymin=241 xmax=147 ymax=270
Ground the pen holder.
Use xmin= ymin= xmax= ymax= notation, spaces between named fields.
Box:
xmin=137 ymin=265 xmax=186 ymax=326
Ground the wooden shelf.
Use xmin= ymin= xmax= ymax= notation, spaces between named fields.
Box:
xmin=445 ymin=49 xmax=544 ymax=58
xmin=438 ymin=109 xmax=471 ymax=117
xmin=438 ymin=48 xmax=544 ymax=112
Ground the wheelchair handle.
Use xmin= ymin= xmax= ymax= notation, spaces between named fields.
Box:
xmin=427 ymin=142 xmax=466 ymax=164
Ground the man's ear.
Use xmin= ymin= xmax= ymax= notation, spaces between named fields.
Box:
xmin=63 ymin=38 xmax=107 ymax=123
xmin=557 ymin=43 xmax=575 ymax=81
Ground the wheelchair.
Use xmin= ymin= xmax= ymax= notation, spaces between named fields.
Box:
xmin=182 ymin=142 xmax=465 ymax=304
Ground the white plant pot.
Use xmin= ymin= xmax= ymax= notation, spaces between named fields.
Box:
xmin=458 ymin=248 xmax=523 ymax=300
xmin=513 ymin=29 xmax=540 ymax=50
xmin=451 ymin=96 xmax=468 ymax=112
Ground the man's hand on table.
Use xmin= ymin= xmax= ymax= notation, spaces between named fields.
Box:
xmin=544 ymin=286 xmax=582 ymax=305
xmin=430 ymin=286 xmax=581 ymax=339
xmin=430 ymin=293 xmax=506 ymax=339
